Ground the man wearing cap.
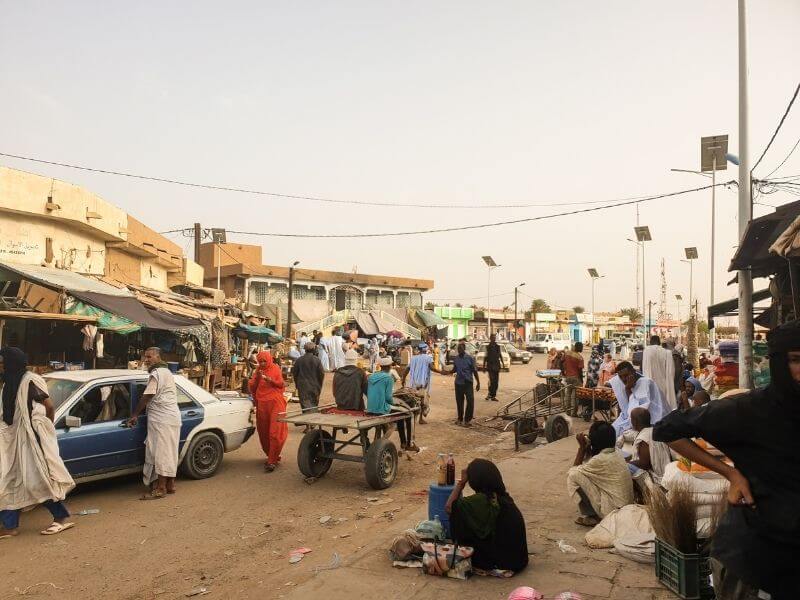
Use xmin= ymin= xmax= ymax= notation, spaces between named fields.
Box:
xmin=368 ymin=356 xmax=419 ymax=452
xmin=654 ymin=320 xmax=800 ymax=599
xmin=291 ymin=343 xmax=324 ymax=414
xmin=333 ymin=349 xmax=368 ymax=411
xmin=406 ymin=343 xmax=440 ymax=425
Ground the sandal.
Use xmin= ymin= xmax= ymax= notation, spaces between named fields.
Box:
xmin=575 ymin=515 xmax=600 ymax=527
xmin=0 ymin=530 xmax=19 ymax=540
xmin=140 ymin=490 xmax=166 ymax=501
xmin=41 ymin=522 xmax=75 ymax=535
xmin=264 ymin=464 xmax=276 ymax=473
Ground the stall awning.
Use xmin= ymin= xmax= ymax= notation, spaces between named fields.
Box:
xmin=354 ymin=311 xmax=380 ymax=336
xmin=66 ymin=300 xmax=142 ymax=334
xmin=707 ymin=288 xmax=772 ymax=325
xmin=232 ymin=324 xmax=284 ymax=343
xmin=0 ymin=261 xmax=133 ymax=296
xmin=71 ymin=291 xmax=203 ymax=331
xmin=414 ymin=309 xmax=449 ymax=328
xmin=730 ymin=200 xmax=800 ymax=277
xmin=0 ymin=310 xmax=98 ymax=322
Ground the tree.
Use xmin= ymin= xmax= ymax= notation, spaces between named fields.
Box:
xmin=424 ymin=301 xmax=434 ymax=310
xmin=529 ymin=298 xmax=552 ymax=337
xmin=619 ymin=307 xmax=643 ymax=323
xmin=454 ymin=302 xmax=463 ymax=308
xmin=573 ymin=305 xmax=586 ymax=314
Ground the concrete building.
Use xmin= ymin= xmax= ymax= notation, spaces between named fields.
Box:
xmin=198 ymin=242 xmax=433 ymax=326
xmin=0 ymin=166 xmax=203 ymax=291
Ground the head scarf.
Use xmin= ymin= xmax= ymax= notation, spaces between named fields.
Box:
xmin=256 ymin=350 xmax=278 ymax=373
xmin=685 ymin=376 xmax=702 ymax=397
xmin=1 ymin=347 xmax=28 ymax=426
xmin=466 ymin=458 xmax=507 ymax=497
xmin=766 ymin=320 xmax=800 ymax=412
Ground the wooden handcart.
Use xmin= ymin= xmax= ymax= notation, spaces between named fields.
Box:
xmin=575 ymin=386 xmax=619 ymax=423
xmin=279 ymin=397 xmax=420 ymax=490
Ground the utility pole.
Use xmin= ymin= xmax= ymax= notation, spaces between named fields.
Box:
xmin=647 ymin=300 xmax=653 ymax=340
xmin=193 ymin=222 xmax=202 ymax=263
xmin=286 ymin=261 xmax=299 ymax=339
xmin=513 ymin=282 xmax=526 ymax=345
xmin=738 ymin=0 xmax=754 ymax=388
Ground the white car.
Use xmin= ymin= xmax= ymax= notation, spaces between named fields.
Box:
xmin=475 ymin=343 xmax=512 ymax=372
xmin=45 ymin=370 xmax=255 ymax=483
xmin=526 ymin=332 xmax=573 ymax=353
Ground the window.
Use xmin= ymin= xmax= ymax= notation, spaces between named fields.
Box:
xmin=44 ymin=378 xmax=83 ymax=411
xmin=176 ymin=387 xmax=196 ymax=409
xmin=68 ymin=383 xmax=131 ymax=424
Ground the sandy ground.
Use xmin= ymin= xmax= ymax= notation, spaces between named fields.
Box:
xmin=0 ymin=353 xmax=666 ymax=599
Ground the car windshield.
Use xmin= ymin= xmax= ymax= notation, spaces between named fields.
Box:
xmin=43 ymin=378 xmax=84 ymax=411
xmin=532 ymin=334 xmax=548 ymax=341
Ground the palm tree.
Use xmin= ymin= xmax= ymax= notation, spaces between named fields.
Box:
xmin=572 ymin=305 xmax=586 ymax=314
xmin=529 ymin=298 xmax=551 ymax=338
xmin=619 ymin=307 xmax=643 ymax=323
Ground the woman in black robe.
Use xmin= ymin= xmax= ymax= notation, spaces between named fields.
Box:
xmin=445 ymin=458 xmax=528 ymax=573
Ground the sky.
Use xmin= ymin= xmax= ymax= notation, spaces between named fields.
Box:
xmin=2 ymin=1 xmax=799 ymax=317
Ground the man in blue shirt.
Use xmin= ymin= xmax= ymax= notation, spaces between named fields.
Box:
xmin=367 ymin=357 xmax=417 ymax=451
xmin=450 ymin=342 xmax=481 ymax=427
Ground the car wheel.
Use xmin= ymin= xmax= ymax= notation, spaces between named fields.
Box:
xmin=181 ymin=431 xmax=224 ymax=479
xmin=297 ymin=429 xmax=333 ymax=479
xmin=544 ymin=415 xmax=570 ymax=443
xmin=364 ymin=438 xmax=398 ymax=490
xmin=523 ymin=359 xmax=530 ymax=364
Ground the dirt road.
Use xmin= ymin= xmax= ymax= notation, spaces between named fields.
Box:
xmin=2 ymin=354 xmax=554 ymax=600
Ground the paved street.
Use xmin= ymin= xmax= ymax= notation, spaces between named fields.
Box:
xmin=1 ymin=353 xmax=666 ymax=600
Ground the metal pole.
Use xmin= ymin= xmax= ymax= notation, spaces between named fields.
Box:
xmin=635 ymin=204 xmax=640 ymax=312
xmin=591 ymin=277 xmax=595 ymax=345
xmin=216 ymin=242 xmax=221 ymax=290
xmin=710 ymin=155 xmax=717 ymax=348
xmin=286 ymin=265 xmax=295 ymax=339
xmin=642 ymin=241 xmax=646 ymax=336
xmin=689 ymin=259 xmax=694 ymax=319
xmin=194 ymin=222 xmax=202 ymax=262
xmin=738 ymin=0 xmax=754 ymax=388
xmin=487 ymin=267 xmax=492 ymax=337
xmin=514 ymin=286 xmax=518 ymax=342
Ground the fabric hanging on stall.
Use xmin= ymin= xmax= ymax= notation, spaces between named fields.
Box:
xmin=182 ymin=339 xmax=198 ymax=363
xmin=175 ymin=325 xmax=211 ymax=364
xmin=81 ymin=324 xmax=98 ymax=350
xmin=96 ymin=333 xmax=104 ymax=358
xmin=210 ymin=317 xmax=229 ymax=368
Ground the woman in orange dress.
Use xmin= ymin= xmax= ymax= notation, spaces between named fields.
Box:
xmin=248 ymin=351 xmax=288 ymax=472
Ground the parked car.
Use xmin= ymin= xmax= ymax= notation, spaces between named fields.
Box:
xmin=526 ymin=332 xmax=573 ymax=353
xmin=446 ymin=341 xmax=478 ymax=364
xmin=475 ymin=343 xmax=511 ymax=372
xmin=503 ymin=343 xmax=532 ymax=364
xmin=45 ymin=370 xmax=255 ymax=483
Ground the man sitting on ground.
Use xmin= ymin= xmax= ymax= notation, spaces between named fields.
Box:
xmin=626 ymin=407 xmax=672 ymax=486
xmin=567 ymin=421 xmax=634 ymax=527
xmin=333 ymin=349 xmax=368 ymax=411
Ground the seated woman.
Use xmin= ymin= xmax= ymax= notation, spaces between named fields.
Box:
xmin=445 ymin=459 xmax=528 ymax=574
xmin=567 ymin=421 xmax=634 ymax=526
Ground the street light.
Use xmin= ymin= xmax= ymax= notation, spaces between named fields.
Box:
xmin=634 ymin=226 xmax=652 ymax=335
xmin=286 ymin=260 xmax=300 ymax=339
xmin=588 ymin=269 xmax=603 ymax=345
xmin=625 ymin=238 xmax=641 ymax=310
xmin=682 ymin=247 xmax=698 ymax=318
xmin=514 ymin=282 xmax=526 ymax=343
xmin=482 ymin=256 xmax=500 ymax=337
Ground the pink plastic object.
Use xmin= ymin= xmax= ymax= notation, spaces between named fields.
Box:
xmin=507 ymin=587 xmax=544 ymax=600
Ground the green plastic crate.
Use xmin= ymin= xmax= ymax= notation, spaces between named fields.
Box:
xmin=654 ymin=538 xmax=715 ymax=600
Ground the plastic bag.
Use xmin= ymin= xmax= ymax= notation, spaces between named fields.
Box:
xmin=389 ymin=530 xmax=422 ymax=561
xmin=421 ymin=541 xmax=473 ymax=580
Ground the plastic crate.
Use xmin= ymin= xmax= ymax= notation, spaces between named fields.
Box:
xmin=654 ymin=538 xmax=715 ymax=600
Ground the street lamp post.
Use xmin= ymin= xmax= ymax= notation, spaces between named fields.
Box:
xmin=683 ymin=247 xmax=698 ymax=317
xmin=633 ymin=226 xmax=652 ymax=337
xmin=588 ymin=269 xmax=602 ymax=345
xmin=286 ymin=260 xmax=300 ymax=339
xmin=514 ymin=282 xmax=526 ymax=344
xmin=675 ymin=294 xmax=684 ymax=342
xmin=482 ymin=256 xmax=500 ymax=338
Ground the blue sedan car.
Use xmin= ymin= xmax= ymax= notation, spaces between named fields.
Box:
xmin=44 ymin=370 xmax=255 ymax=483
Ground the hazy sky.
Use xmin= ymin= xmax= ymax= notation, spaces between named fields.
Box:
xmin=2 ymin=1 xmax=799 ymax=316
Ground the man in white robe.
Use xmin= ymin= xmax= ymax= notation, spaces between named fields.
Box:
xmin=609 ymin=361 xmax=670 ymax=436
xmin=642 ymin=335 xmax=677 ymax=412
xmin=128 ymin=347 xmax=181 ymax=500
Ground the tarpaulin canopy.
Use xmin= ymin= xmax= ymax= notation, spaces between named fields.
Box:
xmin=354 ymin=311 xmax=380 ymax=336
xmin=769 ymin=214 xmax=800 ymax=259
xmin=232 ymin=324 xmax=284 ymax=344
xmin=71 ymin=291 xmax=203 ymax=331
xmin=413 ymin=309 xmax=449 ymax=328
xmin=0 ymin=261 xmax=133 ymax=296
xmin=66 ymin=300 xmax=142 ymax=334
xmin=730 ymin=199 xmax=800 ymax=277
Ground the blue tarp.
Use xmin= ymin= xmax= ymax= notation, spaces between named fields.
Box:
xmin=233 ymin=324 xmax=284 ymax=343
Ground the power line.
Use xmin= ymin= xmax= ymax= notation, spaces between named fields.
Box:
xmin=752 ymin=81 xmax=800 ymax=174
xmin=220 ymin=182 xmax=731 ymax=239
xmin=763 ymin=134 xmax=800 ymax=179
xmin=0 ymin=150 xmax=654 ymax=210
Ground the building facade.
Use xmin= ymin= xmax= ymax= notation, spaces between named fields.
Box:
xmin=0 ymin=166 xmax=203 ymax=291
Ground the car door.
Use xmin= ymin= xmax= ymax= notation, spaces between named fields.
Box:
xmin=56 ymin=380 xmax=140 ymax=478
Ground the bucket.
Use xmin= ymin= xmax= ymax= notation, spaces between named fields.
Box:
xmin=428 ymin=483 xmax=455 ymax=538
xmin=167 ymin=362 xmax=180 ymax=374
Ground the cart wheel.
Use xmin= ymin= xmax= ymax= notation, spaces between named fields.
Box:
xmin=544 ymin=414 xmax=570 ymax=442
xmin=517 ymin=417 xmax=538 ymax=444
xmin=297 ymin=429 xmax=333 ymax=479
xmin=364 ymin=438 xmax=398 ymax=490
xmin=582 ymin=405 xmax=593 ymax=422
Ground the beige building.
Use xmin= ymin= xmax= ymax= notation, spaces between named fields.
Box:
xmin=0 ymin=166 xmax=202 ymax=291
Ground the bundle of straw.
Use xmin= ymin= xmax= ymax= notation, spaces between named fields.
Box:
xmin=644 ymin=484 xmax=699 ymax=553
